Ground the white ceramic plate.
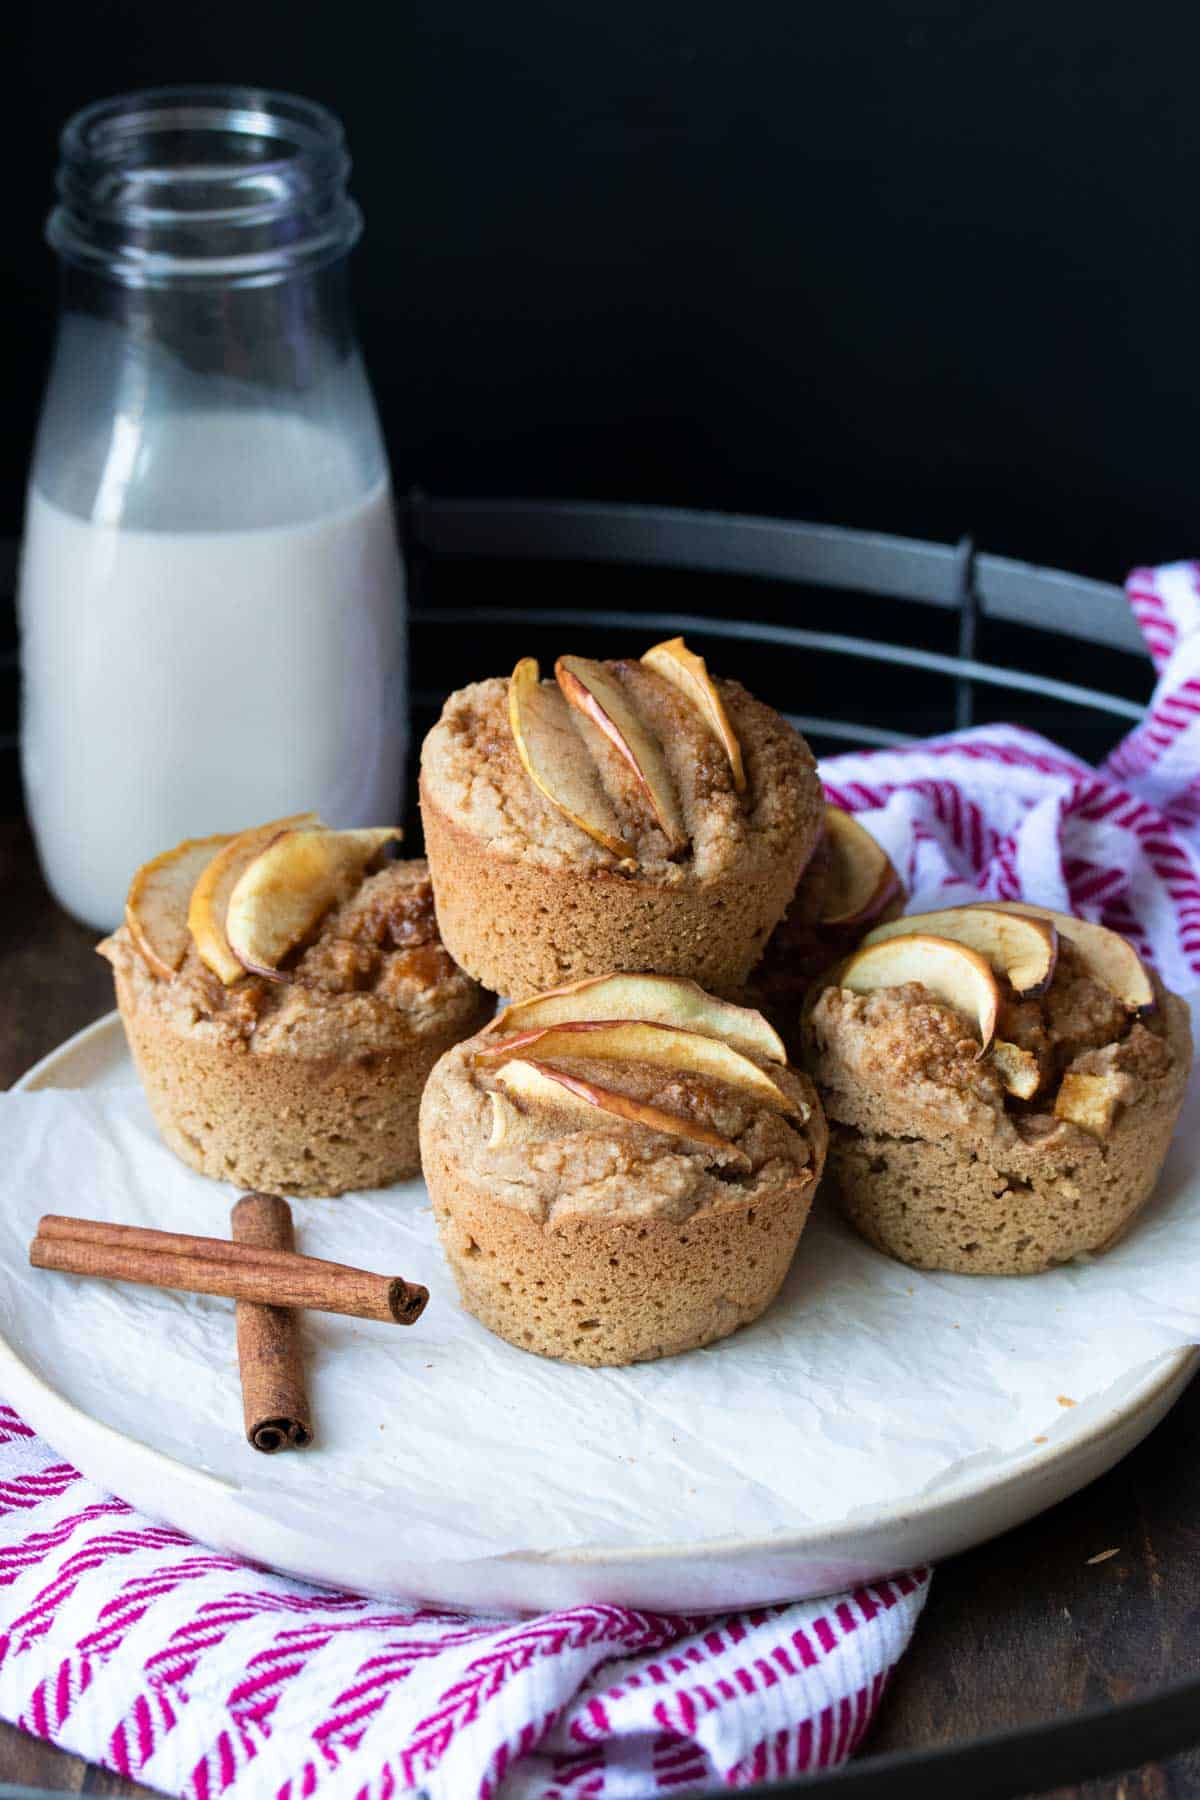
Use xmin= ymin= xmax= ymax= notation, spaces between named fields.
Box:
xmin=5 ymin=1014 xmax=1196 ymax=1612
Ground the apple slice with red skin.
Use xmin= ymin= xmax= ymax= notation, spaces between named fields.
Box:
xmin=974 ymin=901 xmax=1154 ymax=1014
xmin=188 ymin=812 xmax=321 ymax=985
xmin=125 ymin=833 xmax=233 ymax=980
xmin=476 ymin=1019 xmax=806 ymax=1117
xmin=863 ymin=905 xmax=1057 ymax=999
xmin=836 ymin=933 xmax=1001 ymax=1055
xmin=491 ymin=1057 xmax=750 ymax=1167
xmin=640 ymin=636 xmax=746 ymax=792
xmin=820 ymin=808 xmax=902 ymax=927
xmin=489 ymin=971 xmax=787 ymax=1064
xmin=507 ymin=658 xmax=633 ymax=859
xmin=555 ymin=655 xmax=688 ymax=853
xmin=224 ymin=826 xmax=402 ymax=980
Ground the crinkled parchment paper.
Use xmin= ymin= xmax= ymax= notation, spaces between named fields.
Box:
xmin=0 ymin=1001 xmax=1196 ymax=1568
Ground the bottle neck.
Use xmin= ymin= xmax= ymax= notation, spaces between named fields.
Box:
xmin=57 ymin=251 xmax=359 ymax=389
xmin=35 ymin=249 xmax=386 ymax=528
xmin=32 ymin=89 xmax=386 ymax=531
xmin=48 ymin=86 xmax=361 ymax=290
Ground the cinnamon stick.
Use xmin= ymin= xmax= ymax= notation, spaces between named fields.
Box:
xmin=232 ymin=1194 xmax=312 ymax=1455
xmin=30 ymin=1216 xmax=428 ymax=1325
xmin=37 ymin=1214 xmax=376 ymax=1277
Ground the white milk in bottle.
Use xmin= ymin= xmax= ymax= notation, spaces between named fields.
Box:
xmin=20 ymin=411 xmax=406 ymax=929
xmin=22 ymin=88 xmax=406 ymax=929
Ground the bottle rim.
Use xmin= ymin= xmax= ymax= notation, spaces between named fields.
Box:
xmin=48 ymin=85 xmax=362 ymax=288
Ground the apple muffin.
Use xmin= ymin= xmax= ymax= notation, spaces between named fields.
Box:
xmin=419 ymin=971 xmax=826 ymax=1365
xmin=802 ymin=902 xmax=1192 ymax=1274
xmin=744 ymin=805 xmax=905 ymax=1053
xmin=419 ymin=637 xmax=824 ymax=1000
xmin=100 ymin=818 xmax=492 ymax=1196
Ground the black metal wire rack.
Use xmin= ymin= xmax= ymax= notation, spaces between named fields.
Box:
xmin=0 ymin=499 xmax=1154 ymax=794
xmin=399 ymin=498 xmax=1193 ymax=1800
xmin=0 ymin=501 xmax=1193 ymax=1796
xmin=402 ymin=496 xmax=1148 ymax=750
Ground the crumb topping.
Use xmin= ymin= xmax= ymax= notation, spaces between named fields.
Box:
xmin=996 ymin=941 xmax=1137 ymax=1084
xmin=100 ymin=859 xmax=488 ymax=1056
xmin=419 ymin=665 xmax=820 ymax=884
xmin=434 ymin=1039 xmax=824 ymax=1225
xmin=805 ymin=938 xmax=1179 ymax=1150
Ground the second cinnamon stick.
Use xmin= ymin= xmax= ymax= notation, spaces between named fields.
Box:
xmin=232 ymin=1194 xmax=311 ymax=1455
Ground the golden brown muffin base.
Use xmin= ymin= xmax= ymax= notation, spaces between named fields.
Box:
xmin=422 ymin=1134 xmax=817 ymax=1365
xmin=820 ymin=991 xmax=1192 ymax=1274
xmin=421 ymin=791 xmax=808 ymax=1001
xmin=113 ymin=965 xmax=489 ymax=1197
xmin=419 ymin=1021 xmax=826 ymax=1365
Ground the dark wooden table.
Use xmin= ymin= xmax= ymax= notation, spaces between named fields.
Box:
xmin=1 ymin=810 xmax=1197 ymax=1800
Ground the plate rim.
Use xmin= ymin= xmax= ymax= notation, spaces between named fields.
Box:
xmin=10 ymin=1010 xmax=1198 ymax=1575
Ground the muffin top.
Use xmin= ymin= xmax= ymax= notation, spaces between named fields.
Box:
xmin=804 ymin=903 xmax=1190 ymax=1155
xmin=424 ymin=973 xmax=826 ymax=1226
xmin=419 ymin=641 xmax=822 ymax=886
xmin=101 ymin=827 xmax=488 ymax=1057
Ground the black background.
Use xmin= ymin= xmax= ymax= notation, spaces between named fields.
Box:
xmin=5 ymin=0 xmax=1200 ymax=579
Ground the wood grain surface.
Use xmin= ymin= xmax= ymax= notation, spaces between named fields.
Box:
xmin=0 ymin=810 xmax=1197 ymax=1799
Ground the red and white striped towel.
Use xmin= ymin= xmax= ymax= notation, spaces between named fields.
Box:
xmin=0 ymin=1402 xmax=927 ymax=1797
xmin=1 ymin=558 xmax=1198 ymax=1799
xmin=817 ymin=558 xmax=1200 ymax=993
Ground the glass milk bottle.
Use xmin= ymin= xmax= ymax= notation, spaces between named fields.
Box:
xmin=19 ymin=87 xmax=406 ymax=929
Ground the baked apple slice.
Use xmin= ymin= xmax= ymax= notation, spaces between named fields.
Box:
xmin=641 ymin=636 xmax=746 ymax=792
xmin=477 ymin=1019 xmax=805 ymax=1116
xmin=188 ymin=813 xmax=321 ymax=985
xmin=491 ymin=1057 xmax=750 ymax=1166
xmin=836 ymin=933 xmax=1001 ymax=1054
xmin=508 ymin=658 xmax=633 ymax=859
xmin=556 ymin=655 xmax=688 ymax=853
xmin=487 ymin=1090 xmax=552 ymax=1150
xmin=820 ymin=808 xmax=901 ymax=926
xmin=125 ymin=833 xmax=233 ymax=980
xmin=490 ymin=971 xmax=788 ymax=1064
xmin=980 ymin=902 xmax=1154 ymax=1014
xmin=224 ymin=826 xmax=402 ymax=979
xmin=864 ymin=905 xmax=1057 ymax=998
